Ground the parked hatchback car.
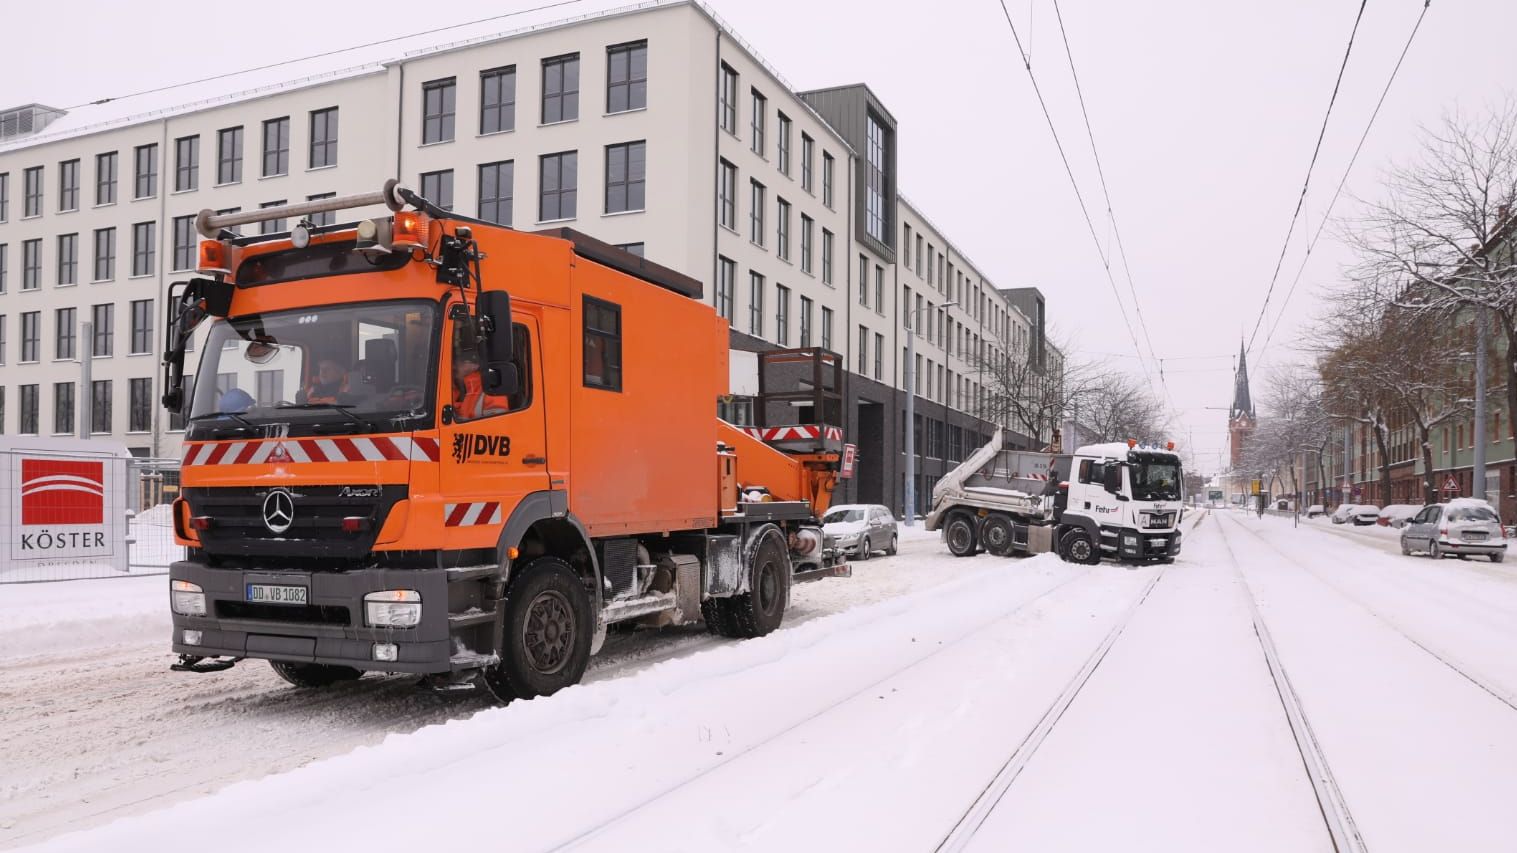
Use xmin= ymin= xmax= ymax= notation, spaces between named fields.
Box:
xmin=1400 ymin=499 xmax=1507 ymax=562
xmin=821 ymin=504 xmax=898 ymax=560
xmin=1330 ymin=504 xmax=1361 ymax=524
xmin=1306 ymin=504 xmax=1326 ymax=518
xmin=1350 ymin=505 xmax=1382 ymax=525
xmin=1378 ymin=504 xmax=1424 ymax=528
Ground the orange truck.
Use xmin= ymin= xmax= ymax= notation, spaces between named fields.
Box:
xmin=163 ymin=181 xmax=849 ymax=700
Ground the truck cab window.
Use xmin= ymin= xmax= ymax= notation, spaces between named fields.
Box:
xmin=451 ymin=314 xmax=532 ymax=421
xmin=584 ymin=296 xmax=623 ymax=391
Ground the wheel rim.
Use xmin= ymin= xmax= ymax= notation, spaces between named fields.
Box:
xmin=1070 ymin=538 xmax=1092 ymax=561
xmin=986 ymin=524 xmax=1007 ymax=548
xmin=522 ymin=589 xmax=575 ymax=675
xmin=757 ymin=558 xmax=780 ymax=612
xmin=949 ymin=523 xmax=972 ymax=552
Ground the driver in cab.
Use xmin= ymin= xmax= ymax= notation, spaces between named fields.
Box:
xmin=454 ymin=352 xmax=509 ymax=421
xmin=300 ymin=358 xmax=349 ymax=404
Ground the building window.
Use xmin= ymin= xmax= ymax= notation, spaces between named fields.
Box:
xmin=777 ymin=113 xmax=791 ymax=175
xmin=542 ymin=54 xmax=580 ymax=124
xmin=92 ymin=303 xmax=114 ymax=357
xmin=479 ymin=67 xmax=516 ymax=134
xmin=21 ymin=312 xmax=40 ymax=362
xmin=262 ymin=117 xmax=290 ymax=177
xmin=903 ymin=225 xmax=912 ymax=268
xmin=0 ymin=315 xmax=6 ymax=363
xmin=54 ymin=382 xmax=74 ymax=435
xmin=605 ymin=141 xmax=646 ymax=214
xmin=422 ymin=77 xmax=456 ymax=144
xmin=20 ymin=385 xmax=38 ymax=435
xmin=801 ymin=134 xmax=814 ymax=192
xmin=93 ymin=228 xmax=115 ymax=281
xmin=0 ymin=244 xmax=6 ymax=293
xmin=615 ymin=242 xmax=645 ymax=257
xmin=95 ymin=152 xmax=117 ymax=205
xmin=56 ymin=307 xmax=76 ymax=360
xmin=24 ymin=166 xmax=42 ymax=216
xmin=822 ymin=306 xmax=834 ymax=351
xmin=916 ymin=235 xmax=924 ymax=276
xmin=91 ymin=380 xmax=112 ymax=434
xmin=776 ymin=285 xmax=790 ymax=346
xmin=858 ymin=325 xmax=868 ymax=374
xmin=865 ymin=113 xmax=888 ymax=243
xmin=800 ymin=215 xmax=814 ymax=273
xmin=307 ymin=193 xmax=335 ymax=226
xmin=583 ymin=296 xmax=622 ymax=391
xmin=59 ymin=159 xmax=79 ymax=211
xmin=259 ymin=200 xmax=286 ymax=234
xmin=606 ymin=41 xmax=647 ymax=113
xmin=749 ymin=180 xmax=765 ymax=246
xmin=719 ymin=63 xmax=738 ymax=134
xmin=0 ymin=172 xmax=7 ymax=221
xmin=717 ymin=256 xmax=736 ymax=321
xmin=22 ymin=239 xmax=40 ymax=290
xmin=57 ymin=233 xmax=77 ymax=286
xmin=748 ymin=272 xmax=765 ymax=337
xmin=538 ymin=151 xmax=577 ymax=221
xmin=718 ymin=159 xmax=737 ymax=230
xmin=171 ymin=216 xmax=195 ymax=270
xmin=168 ymin=136 xmax=197 ymax=195
xmin=823 ymin=152 xmax=834 ymax=208
xmin=214 ymin=127 xmax=242 ymax=184
xmin=822 ymin=229 xmax=834 ymax=285
xmin=875 ymin=264 xmax=884 ymax=311
xmin=130 ymin=299 xmax=153 ymax=355
xmin=131 ymin=222 xmax=156 ymax=277
xmin=750 ymin=89 xmax=766 ymax=156
xmin=307 ymin=107 xmax=338 ymax=168
xmin=130 ymin=378 xmax=152 ymax=432
xmin=478 ymin=160 xmax=514 ymax=226
xmin=858 ymin=254 xmax=869 ymax=307
xmin=255 ymin=370 xmax=284 ymax=407
xmin=131 ymin=144 xmax=157 ymax=199
xmin=800 ymin=296 xmax=813 ymax=347
xmin=420 ymin=169 xmax=454 ymax=211
xmin=875 ymin=332 xmax=884 ymax=380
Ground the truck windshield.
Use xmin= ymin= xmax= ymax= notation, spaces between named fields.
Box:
xmin=1130 ymin=461 xmax=1182 ymax=502
xmin=187 ymin=300 xmax=437 ymax=430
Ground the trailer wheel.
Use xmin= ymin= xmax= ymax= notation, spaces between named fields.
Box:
xmin=1060 ymin=530 xmax=1100 ymax=565
xmin=727 ymin=528 xmax=791 ymax=638
xmin=945 ymin=515 xmax=979 ymax=557
xmin=981 ymin=514 xmax=1016 ymax=557
xmin=484 ymin=556 xmax=593 ymax=703
xmin=269 ymin=661 xmax=362 ymax=688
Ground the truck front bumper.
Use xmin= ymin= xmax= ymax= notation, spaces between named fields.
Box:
xmin=1112 ymin=527 xmax=1182 ymax=561
xmin=169 ymin=559 xmax=486 ymax=675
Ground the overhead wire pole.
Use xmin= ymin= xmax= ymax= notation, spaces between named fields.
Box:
xmin=1258 ymin=0 xmax=1433 ymax=357
xmin=1244 ymin=0 xmax=1371 ymax=359
xmin=991 ymin=0 xmax=1155 ymax=391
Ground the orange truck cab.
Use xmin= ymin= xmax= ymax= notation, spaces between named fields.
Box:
xmin=164 ymin=181 xmax=849 ymax=699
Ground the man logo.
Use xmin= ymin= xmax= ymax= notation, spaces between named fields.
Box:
xmin=21 ymin=459 xmax=104 ymax=525
xmin=262 ymin=490 xmax=295 ymax=534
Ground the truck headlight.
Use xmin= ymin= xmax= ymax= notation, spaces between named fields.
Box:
xmin=1122 ymin=535 xmax=1138 ymax=548
xmin=364 ymin=590 xmax=421 ymax=628
xmin=171 ymin=580 xmax=206 ymax=616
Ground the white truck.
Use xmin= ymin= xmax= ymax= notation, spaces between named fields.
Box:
xmin=925 ymin=430 xmax=1185 ymax=564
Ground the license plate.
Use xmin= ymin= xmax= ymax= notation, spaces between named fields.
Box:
xmin=1465 ymin=532 xmax=1488 ymax=542
xmin=246 ymin=584 xmax=308 ymax=605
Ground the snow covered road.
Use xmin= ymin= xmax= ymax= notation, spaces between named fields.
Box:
xmin=11 ymin=510 xmax=1517 ymax=851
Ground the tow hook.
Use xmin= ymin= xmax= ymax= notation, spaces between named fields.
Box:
xmin=417 ymin=668 xmax=488 ymax=696
xmin=171 ymin=654 xmax=240 ymax=673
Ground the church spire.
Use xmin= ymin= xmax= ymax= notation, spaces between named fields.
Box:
xmin=1231 ymin=340 xmax=1253 ymax=420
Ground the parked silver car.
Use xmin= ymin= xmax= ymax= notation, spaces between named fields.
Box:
xmin=821 ymin=504 xmax=898 ymax=560
xmin=1400 ymin=500 xmax=1508 ymax=562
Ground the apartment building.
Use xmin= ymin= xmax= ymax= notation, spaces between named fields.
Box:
xmin=0 ymin=0 xmax=1048 ymax=516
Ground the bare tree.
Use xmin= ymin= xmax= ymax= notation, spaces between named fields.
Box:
xmin=974 ymin=333 xmax=1097 ymax=448
xmin=1080 ymin=371 xmax=1171 ymax=445
xmin=1255 ymin=363 xmax=1334 ymax=499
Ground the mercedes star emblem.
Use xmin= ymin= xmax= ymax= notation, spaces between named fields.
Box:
xmin=262 ymin=490 xmax=295 ymax=534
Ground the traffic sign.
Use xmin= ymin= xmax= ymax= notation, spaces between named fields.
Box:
xmin=1442 ymin=475 xmax=1460 ymax=494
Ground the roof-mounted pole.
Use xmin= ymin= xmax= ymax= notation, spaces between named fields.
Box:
xmin=194 ymin=179 xmax=407 ymax=238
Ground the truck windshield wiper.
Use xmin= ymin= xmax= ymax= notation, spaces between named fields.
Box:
xmin=275 ymin=402 xmax=367 ymax=427
xmin=187 ymin=411 xmax=257 ymax=436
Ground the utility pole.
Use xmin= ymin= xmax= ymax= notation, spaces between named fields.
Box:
xmin=904 ymin=300 xmax=956 ymax=526
xmin=1474 ymin=304 xmax=1488 ymax=502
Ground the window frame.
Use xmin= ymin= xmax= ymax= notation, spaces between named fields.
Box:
xmin=216 ymin=127 xmax=243 ymax=185
xmin=479 ymin=67 xmax=517 ymax=135
xmin=174 ymin=135 xmax=199 ymax=192
xmin=95 ymin=152 xmax=117 ymax=205
xmin=604 ymin=140 xmax=646 ymax=214
xmin=538 ymin=150 xmax=578 ymax=222
xmin=58 ymin=158 xmax=79 ymax=211
xmin=309 ymin=107 xmax=339 ymax=168
xmin=422 ymin=77 xmax=458 ymax=144
xmin=606 ymin=41 xmax=647 ymax=114
xmin=582 ymin=296 xmax=623 ymax=392
xmin=541 ymin=54 xmax=581 ymax=125
xmin=478 ymin=160 xmax=515 ymax=226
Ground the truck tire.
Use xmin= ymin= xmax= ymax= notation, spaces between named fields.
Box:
xmin=1060 ymin=529 xmax=1100 ymax=565
xmin=945 ymin=514 xmax=979 ymax=557
xmin=727 ymin=528 xmax=790 ymax=638
xmin=981 ymin=514 xmax=1016 ymax=557
xmin=484 ymin=556 xmax=593 ymax=703
xmin=269 ymin=660 xmax=363 ymax=688
xmin=701 ymin=596 xmax=740 ymax=637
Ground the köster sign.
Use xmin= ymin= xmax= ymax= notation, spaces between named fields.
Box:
xmin=2 ymin=438 xmax=130 ymax=576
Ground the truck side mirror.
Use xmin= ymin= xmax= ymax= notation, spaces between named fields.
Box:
xmin=477 ymin=290 xmax=520 ymax=397
xmin=1103 ymin=463 xmax=1122 ymax=494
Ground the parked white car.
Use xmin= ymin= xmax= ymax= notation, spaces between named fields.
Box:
xmin=821 ymin=504 xmax=898 ymax=560
xmin=1330 ymin=504 xmax=1361 ymax=524
xmin=1350 ymin=505 xmax=1382 ymax=525
xmin=1378 ymin=504 xmax=1424 ymax=528
xmin=1305 ymin=504 xmax=1326 ymax=518
xmin=1400 ymin=499 xmax=1507 ymax=562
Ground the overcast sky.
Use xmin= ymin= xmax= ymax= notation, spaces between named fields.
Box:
xmin=14 ymin=0 xmax=1516 ymax=475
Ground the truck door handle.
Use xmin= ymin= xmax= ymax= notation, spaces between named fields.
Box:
xmin=522 ymin=455 xmax=547 ymax=465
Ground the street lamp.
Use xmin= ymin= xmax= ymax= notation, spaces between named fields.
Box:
xmin=904 ymin=300 xmax=956 ymax=526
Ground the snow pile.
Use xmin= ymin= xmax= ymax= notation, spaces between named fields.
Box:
xmin=0 ymin=575 xmax=167 ymax=661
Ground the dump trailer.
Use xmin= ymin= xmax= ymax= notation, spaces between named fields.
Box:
xmin=926 ymin=430 xmax=1184 ymax=564
xmin=162 ymin=181 xmax=849 ymax=701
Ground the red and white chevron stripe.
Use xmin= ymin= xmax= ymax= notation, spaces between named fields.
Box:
xmin=740 ymin=425 xmax=844 ymax=442
xmin=182 ymin=435 xmax=441 ymax=466
xmin=444 ymin=502 xmax=502 ymax=527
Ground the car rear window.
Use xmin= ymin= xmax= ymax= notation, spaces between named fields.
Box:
xmin=1448 ymin=506 xmax=1498 ymax=522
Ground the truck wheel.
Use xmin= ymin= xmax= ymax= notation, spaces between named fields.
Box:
xmin=269 ymin=660 xmax=362 ymax=688
xmin=727 ymin=528 xmax=790 ymax=638
xmin=701 ymin=596 xmax=740 ymax=637
xmin=1060 ymin=530 xmax=1100 ymax=565
xmin=484 ymin=556 xmax=593 ymax=703
xmin=946 ymin=515 xmax=979 ymax=557
xmin=981 ymin=514 xmax=1015 ymax=557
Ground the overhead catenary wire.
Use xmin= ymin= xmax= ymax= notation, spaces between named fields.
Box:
xmin=991 ymin=0 xmax=1155 ymax=391
xmin=1244 ymin=0 xmax=1370 ymax=359
xmin=1258 ymin=0 xmax=1432 ymax=359
xmin=59 ymin=0 xmax=589 ymax=111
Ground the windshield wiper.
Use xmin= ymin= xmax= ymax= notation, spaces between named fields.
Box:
xmin=187 ymin=411 xmax=257 ymax=436
xmin=275 ymin=402 xmax=367 ymax=427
